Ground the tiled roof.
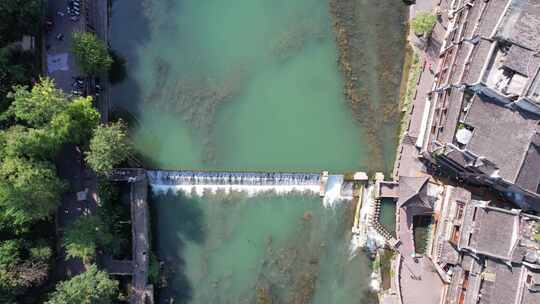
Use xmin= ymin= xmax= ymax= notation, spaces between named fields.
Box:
xmin=463 ymin=92 xmax=540 ymax=183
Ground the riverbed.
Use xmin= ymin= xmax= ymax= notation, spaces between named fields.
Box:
xmin=111 ymin=0 xmax=406 ymax=303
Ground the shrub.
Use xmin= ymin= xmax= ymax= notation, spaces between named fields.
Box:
xmin=411 ymin=12 xmax=437 ymax=36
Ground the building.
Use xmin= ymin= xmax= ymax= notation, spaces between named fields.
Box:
xmin=410 ymin=0 xmax=540 ymax=211
xmin=394 ymin=1 xmax=540 ymax=303
xmin=437 ymin=198 xmax=540 ymax=304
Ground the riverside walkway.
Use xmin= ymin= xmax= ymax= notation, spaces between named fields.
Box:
xmin=107 ymin=169 xmax=153 ymax=304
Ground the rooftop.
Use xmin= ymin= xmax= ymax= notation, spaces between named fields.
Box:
xmin=496 ymin=0 xmax=540 ymax=51
xmin=461 ymin=90 xmax=540 ymax=191
xmin=467 ymin=205 xmax=520 ymax=259
xmin=479 ymin=261 xmax=524 ymax=304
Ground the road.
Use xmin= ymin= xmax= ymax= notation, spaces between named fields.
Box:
xmin=45 ymin=0 xmax=100 ymax=278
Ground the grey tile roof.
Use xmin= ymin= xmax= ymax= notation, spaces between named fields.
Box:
xmin=503 ymin=45 xmax=539 ymax=77
xmin=479 ymin=261 xmax=524 ymax=304
xmin=497 ymin=0 xmax=540 ymax=50
xmin=397 ymin=176 xmax=430 ymax=207
xmin=441 ymin=240 xmax=460 ymax=265
xmin=463 ymin=93 xmax=540 ymax=182
xmin=449 ymin=44 xmax=472 ymax=84
xmin=478 ymin=0 xmax=510 ymax=38
xmin=463 ymin=0 xmax=484 ymax=39
xmin=469 ymin=207 xmax=518 ymax=258
xmin=515 ymin=132 xmax=540 ymax=194
xmin=462 ymin=39 xmax=493 ymax=84
xmin=437 ymin=89 xmax=464 ymax=144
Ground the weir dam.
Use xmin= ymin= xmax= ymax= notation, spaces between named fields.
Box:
xmin=110 ymin=169 xmax=369 ymax=206
xmin=110 ymin=169 xmax=396 ymax=250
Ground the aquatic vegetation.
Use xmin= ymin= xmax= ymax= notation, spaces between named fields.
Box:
xmin=329 ymin=0 xmax=406 ymax=174
xmin=256 ymin=286 xmax=273 ymax=304
xmin=144 ymin=56 xmax=246 ymax=163
xmin=270 ymin=20 xmax=327 ymax=62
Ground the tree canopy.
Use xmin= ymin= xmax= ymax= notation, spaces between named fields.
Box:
xmin=49 ymin=96 xmax=101 ymax=144
xmin=411 ymin=12 xmax=437 ymax=36
xmin=71 ymin=32 xmax=113 ymax=75
xmin=0 ymin=157 xmax=66 ymax=225
xmin=0 ymin=126 xmax=60 ymax=160
xmin=85 ymin=121 xmax=131 ymax=175
xmin=6 ymin=78 xmax=101 ymax=145
xmin=63 ymin=215 xmax=114 ymax=263
xmin=0 ymin=239 xmax=52 ymax=298
xmin=0 ymin=48 xmax=29 ymax=113
xmin=46 ymin=265 xmax=118 ymax=304
xmin=7 ymin=77 xmax=69 ymax=127
xmin=0 ymin=0 xmax=41 ymax=45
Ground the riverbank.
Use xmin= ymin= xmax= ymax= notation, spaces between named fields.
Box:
xmin=386 ymin=1 xmax=451 ymax=304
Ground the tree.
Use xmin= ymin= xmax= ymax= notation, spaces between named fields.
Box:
xmin=6 ymin=78 xmax=101 ymax=145
xmin=0 ymin=125 xmax=61 ymax=160
xmin=0 ymin=157 xmax=65 ymax=225
xmin=0 ymin=239 xmax=52 ymax=297
xmin=46 ymin=265 xmax=118 ymax=304
xmin=71 ymin=32 xmax=113 ymax=75
xmin=85 ymin=121 xmax=131 ymax=175
xmin=63 ymin=215 xmax=114 ymax=263
xmin=7 ymin=77 xmax=69 ymax=127
xmin=411 ymin=12 xmax=437 ymax=36
xmin=0 ymin=0 xmax=41 ymax=46
xmin=0 ymin=48 xmax=28 ymax=112
xmin=49 ymin=96 xmax=101 ymax=144
xmin=0 ymin=239 xmax=21 ymax=268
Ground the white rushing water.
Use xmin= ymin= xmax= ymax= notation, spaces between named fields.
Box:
xmin=147 ymin=171 xmax=352 ymax=207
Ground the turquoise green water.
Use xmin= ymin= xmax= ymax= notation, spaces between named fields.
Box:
xmin=380 ymin=198 xmax=397 ymax=236
xmin=153 ymin=192 xmax=372 ymax=303
xmin=111 ymin=0 xmax=405 ymax=303
xmin=112 ymin=0 xmax=366 ymax=171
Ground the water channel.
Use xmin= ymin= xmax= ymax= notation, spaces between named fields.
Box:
xmin=111 ymin=0 xmax=406 ymax=303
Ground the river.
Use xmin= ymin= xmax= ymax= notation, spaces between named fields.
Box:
xmin=110 ymin=0 xmax=406 ymax=303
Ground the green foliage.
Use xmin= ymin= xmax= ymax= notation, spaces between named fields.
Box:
xmin=0 ymin=0 xmax=41 ymax=45
xmin=411 ymin=12 xmax=437 ymax=35
xmin=0 ymin=239 xmax=21 ymax=267
xmin=397 ymin=50 xmax=421 ymax=141
xmin=29 ymin=242 xmax=53 ymax=262
xmin=0 ymin=48 xmax=31 ymax=113
xmin=533 ymin=223 xmax=540 ymax=241
xmin=71 ymin=32 xmax=113 ymax=75
xmin=0 ymin=239 xmax=52 ymax=297
xmin=49 ymin=96 xmax=100 ymax=144
xmin=0 ymin=125 xmax=61 ymax=160
xmin=0 ymin=157 xmax=66 ymax=225
xmin=46 ymin=265 xmax=119 ymax=304
xmin=63 ymin=215 xmax=114 ymax=263
xmin=7 ymin=77 xmax=69 ymax=127
xmin=97 ymin=179 xmax=119 ymax=207
xmin=148 ymin=253 xmax=160 ymax=285
xmin=85 ymin=121 xmax=132 ymax=175
xmin=5 ymin=78 xmax=100 ymax=146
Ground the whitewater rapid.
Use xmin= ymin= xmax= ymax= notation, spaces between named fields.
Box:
xmin=146 ymin=170 xmax=353 ymax=207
